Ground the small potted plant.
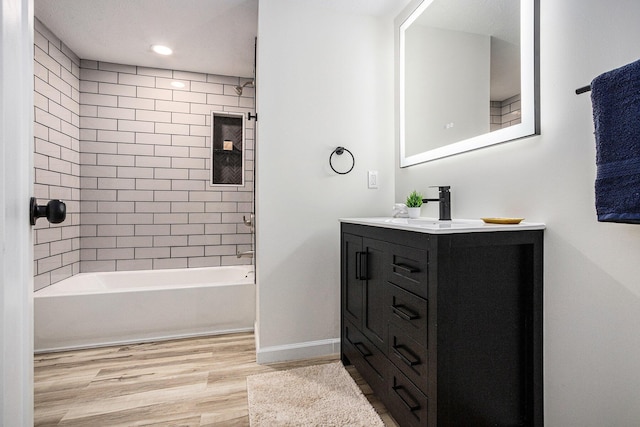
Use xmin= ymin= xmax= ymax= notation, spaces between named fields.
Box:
xmin=406 ymin=190 xmax=423 ymax=219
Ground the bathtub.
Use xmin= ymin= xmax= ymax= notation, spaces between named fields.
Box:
xmin=34 ymin=265 xmax=255 ymax=353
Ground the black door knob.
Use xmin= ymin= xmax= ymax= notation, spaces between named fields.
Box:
xmin=30 ymin=197 xmax=66 ymax=225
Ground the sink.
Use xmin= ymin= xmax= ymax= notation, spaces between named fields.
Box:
xmin=340 ymin=217 xmax=545 ymax=234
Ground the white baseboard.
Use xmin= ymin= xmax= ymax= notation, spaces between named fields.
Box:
xmin=256 ymin=338 xmax=341 ymax=364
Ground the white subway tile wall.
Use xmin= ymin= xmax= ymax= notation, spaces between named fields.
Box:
xmin=500 ymin=94 xmax=522 ymax=128
xmin=33 ymin=19 xmax=255 ymax=289
xmin=490 ymin=94 xmax=521 ymax=132
xmin=33 ymin=19 xmax=81 ymax=291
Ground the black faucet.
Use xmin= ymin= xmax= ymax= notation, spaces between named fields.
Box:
xmin=422 ymin=186 xmax=451 ymax=221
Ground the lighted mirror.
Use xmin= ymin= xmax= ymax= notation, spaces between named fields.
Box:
xmin=210 ymin=111 xmax=245 ymax=186
xmin=397 ymin=0 xmax=539 ymax=166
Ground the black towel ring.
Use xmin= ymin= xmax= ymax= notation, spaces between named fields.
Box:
xmin=329 ymin=146 xmax=355 ymax=175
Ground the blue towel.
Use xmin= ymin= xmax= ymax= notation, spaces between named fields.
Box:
xmin=591 ymin=58 xmax=640 ymax=223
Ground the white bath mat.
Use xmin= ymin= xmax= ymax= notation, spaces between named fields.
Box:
xmin=246 ymin=362 xmax=384 ymax=426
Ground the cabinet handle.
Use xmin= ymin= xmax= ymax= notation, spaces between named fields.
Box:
xmin=392 ymin=262 xmax=419 ymax=273
xmin=354 ymin=341 xmax=372 ymax=358
xmin=392 ymin=385 xmax=421 ymax=412
xmin=392 ymin=304 xmax=419 ymax=321
xmin=392 ymin=345 xmax=420 ymax=367
xmin=357 ymin=251 xmax=368 ymax=280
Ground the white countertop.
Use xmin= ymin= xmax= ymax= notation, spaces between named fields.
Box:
xmin=340 ymin=217 xmax=546 ymax=234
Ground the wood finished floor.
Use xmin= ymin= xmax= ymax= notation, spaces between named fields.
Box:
xmin=34 ymin=332 xmax=399 ymax=426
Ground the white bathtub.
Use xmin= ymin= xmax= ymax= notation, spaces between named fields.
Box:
xmin=34 ymin=265 xmax=255 ymax=353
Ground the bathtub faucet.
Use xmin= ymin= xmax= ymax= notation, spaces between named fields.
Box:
xmin=237 ymin=250 xmax=254 ymax=258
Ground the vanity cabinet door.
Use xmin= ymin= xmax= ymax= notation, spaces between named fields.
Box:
xmin=342 ymin=233 xmax=364 ymax=327
xmin=342 ymin=232 xmax=388 ymax=354
xmin=361 ymin=237 xmax=388 ymax=353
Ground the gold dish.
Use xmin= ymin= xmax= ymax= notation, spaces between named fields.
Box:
xmin=481 ymin=217 xmax=524 ymax=224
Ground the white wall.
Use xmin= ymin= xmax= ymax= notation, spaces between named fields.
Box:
xmin=256 ymin=0 xmax=395 ymax=362
xmin=396 ymin=0 xmax=640 ymax=425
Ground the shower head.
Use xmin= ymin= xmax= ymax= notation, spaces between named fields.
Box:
xmin=234 ymin=80 xmax=254 ymax=96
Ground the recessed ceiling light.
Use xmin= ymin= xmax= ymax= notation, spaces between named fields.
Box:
xmin=171 ymin=81 xmax=186 ymax=88
xmin=151 ymin=45 xmax=173 ymax=55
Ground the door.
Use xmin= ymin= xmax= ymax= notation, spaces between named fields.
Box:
xmin=1 ymin=0 xmax=34 ymax=424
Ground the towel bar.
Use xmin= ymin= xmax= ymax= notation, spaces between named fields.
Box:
xmin=576 ymin=85 xmax=591 ymax=95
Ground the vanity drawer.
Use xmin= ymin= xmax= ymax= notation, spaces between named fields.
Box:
xmin=388 ymin=244 xmax=429 ymax=298
xmin=388 ymin=283 xmax=428 ymax=346
xmin=387 ymin=363 xmax=430 ymax=427
xmin=343 ymin=321 xmax=387 ymax=396
xmin=389 ymin=324 xmax=428 ymax=395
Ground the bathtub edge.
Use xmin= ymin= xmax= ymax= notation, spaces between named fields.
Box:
xmin=34 ymin=326 xmax=255 ymax=354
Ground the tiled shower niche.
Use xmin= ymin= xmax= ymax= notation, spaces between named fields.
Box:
xmin=211 ymin=112 xmax=245 ymax=186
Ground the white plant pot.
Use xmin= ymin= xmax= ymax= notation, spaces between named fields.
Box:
xmin=408 ymin=207 xmax=421 ymax=219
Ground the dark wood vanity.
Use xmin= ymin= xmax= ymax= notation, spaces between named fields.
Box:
xmin=340 ymin=219 xmax=544 ymax=427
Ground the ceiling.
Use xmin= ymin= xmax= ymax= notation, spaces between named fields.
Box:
xmin=34 ymin=0 xmax=410 ymax=79
xmin=35 ymin=0 xmax=259 ymax=78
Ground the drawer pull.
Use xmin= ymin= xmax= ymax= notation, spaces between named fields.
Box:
xmin=354 ymin=341 xmax=372 ymax=358
xmin=392 ymin=262 xmax=419 ymax=273
xmin=392 ymin=304 xmax=419 ymax=321
xmin=392 ymin=345 xmax=420 ymax=367
xmin=393 ymin=385 xmax=421 ymax=412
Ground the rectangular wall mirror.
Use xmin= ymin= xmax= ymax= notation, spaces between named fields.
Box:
xmin=211 ymin=111 xmax=245 ymax=186
xmin=397 ymin=0 xmax=539 ymax=166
